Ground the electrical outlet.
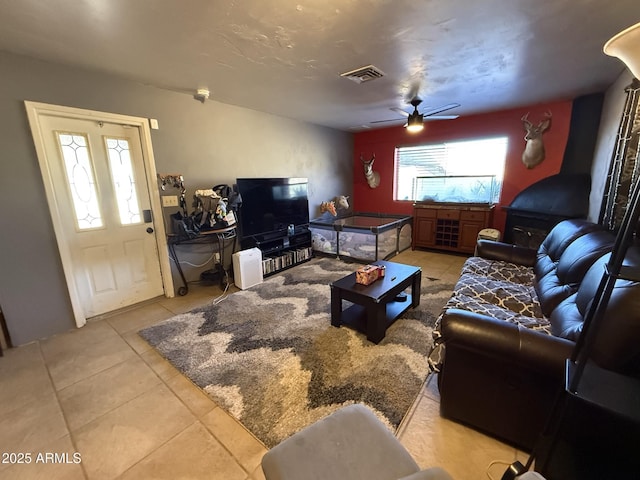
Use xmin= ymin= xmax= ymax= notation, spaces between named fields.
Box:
xmin=162 ymin=195 xmax=179 ymax=207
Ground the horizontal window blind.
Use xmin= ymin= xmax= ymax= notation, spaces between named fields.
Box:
xmin=395 ymin=137 xmax=508 ymax=203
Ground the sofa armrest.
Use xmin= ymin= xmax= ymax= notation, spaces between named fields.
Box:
xmin=440 ymin=309 xmax=574 ymax=377
xmin=438 ymin=309 xmax=576 ymax=449
xmin=476 ymin=240 xmax=538 ymax=267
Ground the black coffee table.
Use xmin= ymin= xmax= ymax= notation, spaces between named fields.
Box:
xmin=330 ymin=260 xmax=422 ymax=344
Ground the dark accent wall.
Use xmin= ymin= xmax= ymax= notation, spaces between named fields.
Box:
xmin=560 ymin=93 xmax=605 ymax=175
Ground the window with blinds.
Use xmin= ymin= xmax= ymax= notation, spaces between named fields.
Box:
xmin=394 ymin=137 xmax=508 ymax=203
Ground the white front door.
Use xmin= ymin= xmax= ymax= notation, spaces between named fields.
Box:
xmin=33 ymin=113 xmax=166 ymax=318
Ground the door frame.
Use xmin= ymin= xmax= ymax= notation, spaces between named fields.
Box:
xmin=25 ymin=101 xmax=174 ymax=328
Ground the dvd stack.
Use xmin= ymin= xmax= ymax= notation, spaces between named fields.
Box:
xmin=261 ymin=246 xmax=313 ymax=276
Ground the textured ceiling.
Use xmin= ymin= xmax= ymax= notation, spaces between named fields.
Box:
xmin=0 ymin=0 xmax=636 ymax=131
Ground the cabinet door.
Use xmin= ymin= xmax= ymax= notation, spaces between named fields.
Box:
xmin=414 ymin=215 xmax=436 ymax=247
xmin=459 ymin=220 xmax=483 ymax=252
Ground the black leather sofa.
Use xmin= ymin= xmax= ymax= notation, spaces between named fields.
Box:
xmin=429 ymin=219 xmax=640 ymax=451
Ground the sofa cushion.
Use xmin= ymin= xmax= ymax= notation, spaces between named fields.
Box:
xmin=535 ymin=230 xmax=615 ymax=316
xmin=452 ymin=272 xmax=544 ymax=320
xmin=461 ymin=256 xmax=536 ymax=285
xmin=534 ymin=219 xmax=603 ymax=280
xmin=551 ymin=249 xmax=640 ymax=372
xmin=441 ymin=291 xmax=551 ymax=332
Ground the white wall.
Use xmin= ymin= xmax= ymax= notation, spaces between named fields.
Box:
xmin=0 ymin=51 xmax=353 ymax=345
xmin=589 ymin=70 xmax=634 ymax=221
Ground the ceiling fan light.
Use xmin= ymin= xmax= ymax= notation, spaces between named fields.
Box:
xmin=406 ymin=114 xmax=424 ymax=133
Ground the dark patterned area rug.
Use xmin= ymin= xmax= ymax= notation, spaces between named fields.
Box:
xmin=139 ymin=257 xmax=454 ymax=448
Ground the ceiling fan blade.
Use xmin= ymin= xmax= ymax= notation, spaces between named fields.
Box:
xmin=370 ymin=117 xmax=406 ymax=124
xmin=371 ymin=101 xmax=460 ymax=125
xmin=370 ymin=107 xmax=410 ymax=124
xmin=424 ymin=114 xmax=459 ymax=121
xmin=371 ymin=114 xmax=458 ymax=125
xmin=390 ymin=107 xmax=410 ymax=117
xmin=422 ymin=103 xmax=460 ymax=117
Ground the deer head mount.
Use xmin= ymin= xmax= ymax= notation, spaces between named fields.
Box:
xmin=521 ymin=111 xmax=552 ymax=169
xmin=361 ymin=153 xmax=380 ymax=188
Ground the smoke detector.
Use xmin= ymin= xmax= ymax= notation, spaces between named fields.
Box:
xmin=340 ymin=65 xmax=385 ymax=84
xmin=194 ymin=88 xmax=210 ymax=103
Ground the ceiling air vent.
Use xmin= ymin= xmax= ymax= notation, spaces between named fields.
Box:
xmin=340 ymin=65 xmax=385 ymax=84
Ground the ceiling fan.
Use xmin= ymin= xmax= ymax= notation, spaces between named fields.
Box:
xmin=372 ymin=98 xmax=460 ymax=131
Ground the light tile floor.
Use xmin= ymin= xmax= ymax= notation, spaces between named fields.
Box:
xmin=0 ymin=249 xmax=527 ymax=480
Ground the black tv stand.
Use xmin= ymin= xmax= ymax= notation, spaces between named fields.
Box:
xmin=240 ymin=227 xmax=313 ymax=277
xmin=249 ymin=230 xmax=280 ymax=243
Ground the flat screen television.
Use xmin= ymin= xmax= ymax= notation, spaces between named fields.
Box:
xmin=236 ymin=177 xmax=310 ymax=238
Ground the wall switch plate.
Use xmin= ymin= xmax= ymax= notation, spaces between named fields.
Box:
xmin=162 ymin=195 xmax=179 ymax=207
xmin=149 ymin=118 xmax=159 ymax=129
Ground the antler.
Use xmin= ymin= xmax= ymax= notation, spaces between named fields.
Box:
xmin=541 ymin=111 xmax=552 ymax=131
xmin=361 ymin=153 xmax=375 ymax=164
xmin=539 ymin=111 xmax=552 ymax=132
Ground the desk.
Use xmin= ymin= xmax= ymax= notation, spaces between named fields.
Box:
xmin=167 ymin=226 xmax=237 ymax=295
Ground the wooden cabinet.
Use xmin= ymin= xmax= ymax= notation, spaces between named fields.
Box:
xmin=413 ymin=208 xmax=437 ymax=247
xmin=412 ymin=203 xmax=494 ymax=254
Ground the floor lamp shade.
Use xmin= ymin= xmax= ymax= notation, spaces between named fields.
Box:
xmin=604 ymin=22 xmax=640 ymax=79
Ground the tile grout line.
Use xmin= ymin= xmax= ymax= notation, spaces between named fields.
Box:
xmin=45 ymin=320 xmax=182 ymax=478
xmin=128 ymin=327 xmax=255 ymax=477
xmin=50 ymin=320 xmax=142 ymax=394
xmin=115 ymin=418 xmax=201 ymax=478
xmin=69 ymin=322 xmax=200 ymax=479
xmin=37 ymin=339 xmax=90 ymax=480
xmin=396 ymin=372 xmax=433 ymax=438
